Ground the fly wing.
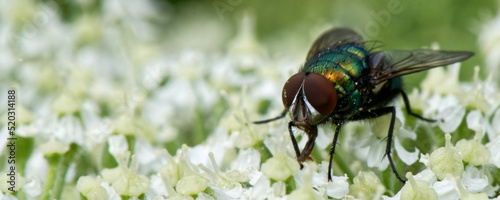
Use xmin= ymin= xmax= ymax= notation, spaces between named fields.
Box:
xmin=306 ymin=28 xmax=364 ymax=61
xmin=368 ymin=49 xmax=474 ymax=85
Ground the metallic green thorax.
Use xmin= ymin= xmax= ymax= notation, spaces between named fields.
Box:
xmin=301 ymin=45 xmax=368 ymax=116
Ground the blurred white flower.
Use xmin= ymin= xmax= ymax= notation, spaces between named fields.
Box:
xmin=21 ymin=176 xmax=42 ymax=198
xmin=102 ymin=153 xmax=150 ymax=197
xmin=51 ymin=91 xmax=82 ymax=115
xmin=38 ymin=139 xmax=69 ymax=155
xmin=421 ymin=63 xmax=462 ymax=95
xmin=76 ymin=176 xmax=108 ymax=200
xmin=479 ymin=11 xmax=500 ymax=80
xmin=0 ymin=171 xmax=26 ymax=193
xmin=486 ymin=135 xmax=500 ymax=168
xmin=107 ymin=135 xmax=129 ymax=159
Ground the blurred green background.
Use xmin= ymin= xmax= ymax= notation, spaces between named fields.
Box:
xmin=53 ymin=0 xmax=496 ymax=87
xmin=168 ymin=0 xmax=494 ymax=88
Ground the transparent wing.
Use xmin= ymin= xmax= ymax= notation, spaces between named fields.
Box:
xmin=306 ymin=28 xmax=364 ymax=61
xmin=368 ymin=49 xmax=474 ymax=85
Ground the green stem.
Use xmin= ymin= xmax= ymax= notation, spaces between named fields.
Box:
xmin=53 ymin=144 xmax=79 ymax=199
xmin=40 ymin=154 xmax=59 ymax=200
xmin=41 ymin=144 xmax=79 ymax=200
xmin=125 ymin=135 xmax=136 ymax=153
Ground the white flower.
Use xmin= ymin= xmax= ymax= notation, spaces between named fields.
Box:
xmin=229 ymin=148 xmax=261 ymax=174
xmin=421 ymin=63 xmax=462 ymax=95
xmin=53 ymin=114 xmax=85 ymax=146
xmin=456 ymin=178 xmax=489 ymax=200
xmin=261 ymin=139 xmax=300 ymax=181
xmin=413 ymin=169 xmax=437 ymax=186
xmin=455 ymin=130 xmax=490 ymax=166
xmin=244 ymin=170 xmax=272 ymax=199
xmin=0 ymin=170 xmax=26 ymax=193
xmin=146 ymin=174 xmax=168 ymax=198
xmin=199 ymin=152 xmax=247 ymax=199
xmin=460 ymin=67 xmax=499 ymax=116
xmin=102 ymin=154 xmax=150 ymax=197
xmin=486 ymin=135 xmax=500 ymax=168
xmin=435 ymin=95 xmax=466 ymax=133
xmin=38 ymin=139 xmax=69 ymax=155
xmin=461 ymin=165 xmax=488 ymax=193
xmin=287 ymin=163 xmax=322 ymax=200
xmin=107 ymin=135 xmax=129 ymax=159
xmin=491 ymin=108 xmax=500 ymax=134
xmin=76 ymin=176 xmax=108 ymax=200
xmin=400 ymin=172 xmax=438 ymax=200
xmin=432 ymin=176 xmax=460 ymax=200
xmin=135 ymin=137 xmax=163 ymax=174
xmin=479 ymin=13 xmax=500 ymax=80
xmin=80 ymin=101 xmax=112 ymax=147
xmin=466 ymin=110 xmax=486 ymax=133
xmin=394 ymin=128 xmax=420 ymax=165
xmin=174 ymin=146 xmax=209 ymax=196
xmin=51 ymin=91 xmax=82 ymax=115
xmin=429 ymin=134 xmax=463 ymax=180
xmin=21 ymin=176 xmax=42 ymax=198
xmin=349 ymin=171 xmax=386 ymax=200
xmin=311 ymin=161 xmax=350 ymax=199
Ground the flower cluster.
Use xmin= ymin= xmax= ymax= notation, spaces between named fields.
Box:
xmin=0 ymin=0 xmax=499 ymax=199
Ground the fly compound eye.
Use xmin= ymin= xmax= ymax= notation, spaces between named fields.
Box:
xmin=303 ymin=73 xmax=337 ymax=115
xmin=282 ymin=72 xmax=306 ymax=108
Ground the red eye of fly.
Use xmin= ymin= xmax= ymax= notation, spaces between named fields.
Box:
xmin=282 ymin=72 xmax=306 ymax=108
xmin=303 ymin=73 xmax=337 ymax=115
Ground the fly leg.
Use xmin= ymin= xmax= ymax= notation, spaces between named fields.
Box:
xmin=298 ymin=125 xmax=317 ymax=164
xmin=288 ymin=122 xmax=301 ymax=160
xmin=349 ymin=107 xmax=405 ymax=183
xmin=288 ymin=122 xmax=317 ymax=168
xmin=378 ymin=107 xmax=405 ymax=183
xmin=328 ymin=120 xmax=344 ymax=181
xmin=399 ymin=89 xmax=436 ymax=122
